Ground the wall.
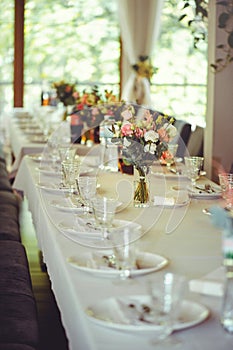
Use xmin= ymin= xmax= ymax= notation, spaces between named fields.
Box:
xmin=205 ymin=1 xmax=233 ymax=182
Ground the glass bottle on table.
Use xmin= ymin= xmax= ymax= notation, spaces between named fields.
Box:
xmin=99 ymin=115 xmax=118 ymax=172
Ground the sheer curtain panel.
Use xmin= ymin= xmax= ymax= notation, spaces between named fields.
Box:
xmin=118 ymin=0 xmax=164 ymax=107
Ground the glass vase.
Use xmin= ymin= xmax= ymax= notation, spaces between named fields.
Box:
xmin=133 ymin=166 xmax=150 ymax=208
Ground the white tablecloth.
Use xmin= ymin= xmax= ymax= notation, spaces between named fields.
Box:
xmin=13 ymin=156 xmax=233 ymax=350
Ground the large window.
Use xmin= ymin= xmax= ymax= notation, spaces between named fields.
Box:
xmin=151 ymin=0 xmax=207 ymax=126
xmin=24 ymin=0 xmax=120 ymax=109
xmin=0 ymin=0 xmax=207 ymax=127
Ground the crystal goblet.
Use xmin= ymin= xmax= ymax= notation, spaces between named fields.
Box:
xmin=91 ymin=196 xmax=118 ymax=240
xmin=148 ymin=272 xmax=186 ymax=347
xmin=76 ymin=175 xmax=97 ymax=216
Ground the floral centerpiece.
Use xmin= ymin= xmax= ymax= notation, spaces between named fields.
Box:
xmin=112 ymin=104 xmax=177 ymax=206
xmin=70 ymin=86 xmax=122 ymax=142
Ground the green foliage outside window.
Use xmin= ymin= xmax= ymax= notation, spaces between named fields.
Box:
xmin=0 ymin=0 xmax=207 ymax=127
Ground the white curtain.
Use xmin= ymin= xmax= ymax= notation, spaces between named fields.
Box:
xmin=117 ymin=0 xmax=164 ymax=107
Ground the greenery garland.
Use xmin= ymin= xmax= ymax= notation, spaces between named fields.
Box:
xmin=179 ymin=0 xmax=233 ymax=72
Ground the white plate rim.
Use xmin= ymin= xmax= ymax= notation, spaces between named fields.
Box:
xmin=151 ymin=170 xmax=188 ymax=181
xmin=27 ymin=153 xmax=43 ymax=162
xmin=50 ymin=198 xmax=84 ymax=212
xmin=36 ymin=166 xmax=61 ymax=176
xmin=57 ymin=218 xmax=142 ymax=240
xmin=50 ymin=198 xmax=122 ymax=213
xmin=85 ymin=295 xmax=209 ymax=332
xmin=36 ymin=182 xmax=70 ymax=193
xmin=67 ymin=251 xmax=169 ymax=277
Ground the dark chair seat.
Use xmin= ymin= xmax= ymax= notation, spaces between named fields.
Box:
xmin=0 ymin=263 xmax=39 ymax=348
xmin=0 ymin=161 xmax=13 ymax=192
xmin=0 ymin=191 xmax=20 ymax=207
xmin=0 ymin=344 xmax=37 ymax=350
xmin=0 ymin=217 xmax=21 ymax=241
xmin=0 ymin=240 xmax=29 ymax=267
xmin=0 ymin=293 xmax=39 ymax=348
xmin=186 ymin=125 xmax=204 ymax=157
xmin=173 ymin=120 xmax=192 ymax=158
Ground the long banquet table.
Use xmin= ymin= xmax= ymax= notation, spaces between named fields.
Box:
xmin=12 ymin=148 xmax=233 ymax=350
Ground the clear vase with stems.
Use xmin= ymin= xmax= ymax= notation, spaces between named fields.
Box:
xmin=133 ymin=165 xmax=150 ymax=208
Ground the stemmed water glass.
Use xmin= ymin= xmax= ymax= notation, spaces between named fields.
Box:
xmin=76 ymin=175 xmax=97 ymax=216
xmin=147 ymin=272 xmax=186 ymax=347
xmin=91 ymin=196 xmax=118 ymax=240
xmin=109 ymin=227 xmax=141 ymax=282
xmin=165 ymin=143 xmax=178 ymax=168
xmin=219 ymin=173 xmax=233 ymax=209
xmin=184 ymin=156 xmax=200 ymax=186
xmin=61 ymin=160 xmax=80 ymax=198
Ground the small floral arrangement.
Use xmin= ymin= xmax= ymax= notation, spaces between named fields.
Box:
xmin=132 ymin=56 xmax=157 ymax=81
xmin=70 ymin=86 xmax=121 ymax=129
xmin=52 ymin=81 xmax=76 ymax=106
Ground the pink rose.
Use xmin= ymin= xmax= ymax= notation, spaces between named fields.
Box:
xmin=135 ymin=127 xmax=144 ymax=138
xmin=121 ymin=122 xmax=134 ymax=136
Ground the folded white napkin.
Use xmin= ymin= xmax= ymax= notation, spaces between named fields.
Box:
xmin=189 ymin=267 xmax=225 ymax=297
xmin=153 ymin=196 xmax=175 ymax=206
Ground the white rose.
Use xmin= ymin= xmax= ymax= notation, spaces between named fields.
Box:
xmin=144 ymin=142 xmax=157 ymax=154
xmin=144 ymin=130 xmax=159 ymax=143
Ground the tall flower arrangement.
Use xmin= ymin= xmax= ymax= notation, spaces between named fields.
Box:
xmin=112 ymin=104 xmax=177 ymax=206
xmin=112 ymin=105 xmax=177 ymax=171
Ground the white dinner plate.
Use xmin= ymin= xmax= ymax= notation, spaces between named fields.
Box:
xmin=36 ymin=166 xmax=61 ymax=176
xmin=24 ymin=129 xmax=44 ymax=136
xmin=50 ymin=198 xmax=84 ymax=212
xmin=50 ymin=198 xmax=122 ymax=213
xmin=187 ymin=185 xmax=222 ymax=199
xmin=27 ymin=153 xmax=43 ymax=162
xmin=86 ymin=295 xmax=209 ymax=332
xmin=36 ymin=182 xmax=70 ymax=193
xmin=151 ymin=170 xmax=188 ymax=181
xmin=67 ymin=251 xmax=169 ymax=278
xmin=57 ymin=217 xmax=142 ymax=241
xmin=27 ymin=153 xmax=53 ymax=164
xmin=28 ymin=136 xmax=47 ymax=143
xmin=36 ymin=165 xmax=94 ymax=176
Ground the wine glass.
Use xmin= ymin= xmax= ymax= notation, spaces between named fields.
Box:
xmin=219 ymin=173 xmax=233 ymax=209
xmin=109 ymin=227 xmax=141 ymax=282
xmin=91 ymin=196 xmax=118 ymax=240
xmin=184 ymin=156 xmax=199 ymax=186
xmin=165 ymin=143 xmax=178 ymax=168
xmin=76 ymin=175 xmax=97 ymax=216
xmin=147 ymin=272 xmax=186 ymax=347
xmin=61 ymin=160 xmax=80 ymax=197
